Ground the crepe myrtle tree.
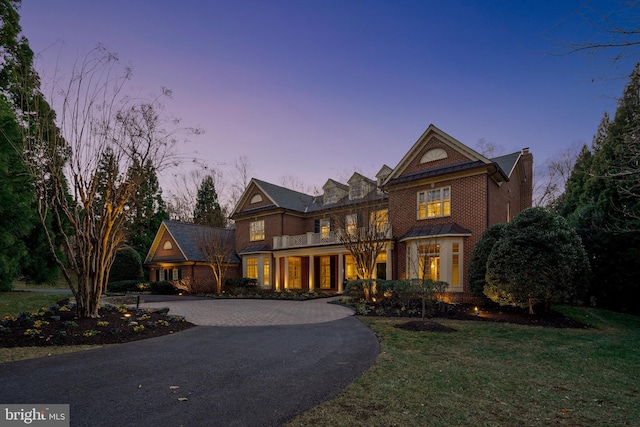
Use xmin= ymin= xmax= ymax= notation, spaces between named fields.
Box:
xmin=332 ymin=194 xmax=390 ymax=301
xmin=16 ymin=47 xmax=197 ymax=317
xmin=484 ymin=207 xmax=590 ymax=314
xmin=196 ymin=225 xmax=236 ymax=294
xmin=405 ymin=236 xmax=448 ymax=323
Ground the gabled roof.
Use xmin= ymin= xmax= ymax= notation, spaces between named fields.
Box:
xmin=491 ymin=151 xmax=521 ymax=178
xmin=384 ymin=124 xmax=492 ymax=185
xmin=145 ymin=220 xmax=240 ymax=264
xmin=400 ymin=223 xmax=472 ymax=241
xmin=233 ymin=179 xmax=322 ymax=216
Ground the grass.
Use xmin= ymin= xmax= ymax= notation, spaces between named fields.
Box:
xmin=3 ymin=291 xmax=639 ymax=425
xmin=0 ymin=291 xmax=70 ymax=317
xmin=0 ymin=290 xmax=102 ymax=363
xmin=286 ymin=307 xmax=640 ymax=427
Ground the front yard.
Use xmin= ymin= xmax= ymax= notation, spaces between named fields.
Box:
xmin=287 ymin=306 xmax=640 ymax=426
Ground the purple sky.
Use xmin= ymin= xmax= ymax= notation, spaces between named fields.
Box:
xmin=18 ymin=1 xmax=637 ymax=196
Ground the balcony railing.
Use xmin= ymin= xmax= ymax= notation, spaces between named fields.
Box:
xmin=273 ymin=224 xmax=392 ymax=250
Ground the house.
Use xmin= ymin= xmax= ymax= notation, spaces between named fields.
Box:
xmin=231 ymin=124 xmax=532 ymax=303
xmin=145 ymin=220 xmax=242 ymax=292
xmin=145 ymin=124 xmax=532 ymax=301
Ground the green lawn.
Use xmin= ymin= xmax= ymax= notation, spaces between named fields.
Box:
xmin=287 ymin=307 xmax=640 ymax=427
xmin=0 ymin=291 xmax=70 ymax=317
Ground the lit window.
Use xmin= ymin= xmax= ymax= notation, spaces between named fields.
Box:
xmin=452 ymin=243 xmax=460 ymax=286
xmin=370 ymin=209 xmax=388 ymax=234
xmin=163 ymin=241 xmax=173 ymax=250
xmin=250 ymin=220 xmax=265 ymax=241
xmin=246 ymin=257 xmax=258 ymax=279
xmin=320 ymin=219 xmax=331 ymax=239
xmin=346 ymin=214 xmax=358 ymax=235
xmin=288 ymin=257 xmax=301 ymax=289
xmin=418 ymin=187 xmax=451 ymax=219
xmin=320 ymin=256 xmax=332 ymax=289
xmin=263 ymin=257 xmax=270 ymax=286
xmin=418 ymin=244 xmax=440 ymax=280
xmin=345 ymin=255 xmax=357 ymax=281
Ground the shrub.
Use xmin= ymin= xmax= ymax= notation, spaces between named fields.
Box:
xmin=107 ymin=280 xmax=148 ymax=294
xmin=109 ymin=245 xmax=143 ymax=283
xmin=149 ymin=281 xmax=179 ymax=295
xmin=225 ymin=277 xmax=258 ymax=288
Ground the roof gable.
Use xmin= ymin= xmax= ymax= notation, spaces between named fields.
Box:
xmin=384 ymin=124 xmax=491 ymax=185
xmin=146 ymin=220 xmax=239 ymax=264
xmin=233 ymin=178 xmax=322 ymax=216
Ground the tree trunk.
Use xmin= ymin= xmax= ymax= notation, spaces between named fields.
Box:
xmin=528 ymin=297 xmax=535 ymax=315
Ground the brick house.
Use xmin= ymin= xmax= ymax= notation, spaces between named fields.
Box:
xmin=145 ymin=124 xmax=532 ymax=300
xmin=231 ymin=124 xmax=533 ymax=302
xmin=145 ymin=220 xmax=242 ymax=292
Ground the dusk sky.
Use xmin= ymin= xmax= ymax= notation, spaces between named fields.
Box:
xmin=18 ymin=1 xmax=638 ymax=197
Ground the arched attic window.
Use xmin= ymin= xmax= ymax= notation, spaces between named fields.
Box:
xmin=163 ymin=241 xmax=173 ymax=250
xmin=250 ymin=194 xmax=263 ymax=203
xmin=420 ymin=148 xmax=448 ymax=163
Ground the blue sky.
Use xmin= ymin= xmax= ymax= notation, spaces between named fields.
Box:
xmin=18 ymin=1 xmax=638 ymax=194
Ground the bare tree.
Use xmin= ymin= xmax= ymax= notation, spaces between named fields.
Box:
xmin=331 ymin=191 xmax=390 ymax=301
xmin=475 ymin=138 xmax=504 ymax=158
xmin=406 ymin=237 xmax=448 ymax=323
xmin=196 ymin=226 xmax=236 ymax=294
xmin=560 ymin=1 xmax=640 ymax=64
xmin=16 ymin=47 xmax=190 ymax=317
xmin=533 ymin=143 xmax=582 ymax=207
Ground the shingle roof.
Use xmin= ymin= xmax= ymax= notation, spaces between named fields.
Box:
xmin=491 ymin=152 xmax=521 ymax=178
xmin=253 ymin=179 xmax=323 ymax=213
xmin=400 ymin=223 xmax=472 ymax=241
xmin=160 ymin=220 xmax=241 ymax=264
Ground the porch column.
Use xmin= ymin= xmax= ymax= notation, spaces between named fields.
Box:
xmin=283 ymin=256 xmax=289 ymax=290
xmin=275 ymin=256 xmax=281 ymax=291
xmin=386 ymin=245 xmax=393 ymax=280
xmin=308 ymin=255 xmax=315 ymax=291
xmin=338 ymin=253 xmax=344 ymax=293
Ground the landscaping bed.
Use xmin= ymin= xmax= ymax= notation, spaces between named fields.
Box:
xmin=0 ymin=302 xmax=195 ymax=348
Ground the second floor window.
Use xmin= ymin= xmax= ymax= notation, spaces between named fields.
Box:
xmin=346 ymin=214 xmax=358 ymax=235
xmin=250 ymin=220 xmax=265 ymax=241
xmin=418 ymin=187 xmax=451 ymax=219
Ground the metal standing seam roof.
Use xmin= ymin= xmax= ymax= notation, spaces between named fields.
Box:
xmin=158 ymin=220 xmax=241 ymax=264
xmin=399 ymin=223 xmax=472 ymax=241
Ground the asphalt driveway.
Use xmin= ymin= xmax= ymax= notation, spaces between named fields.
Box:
xmin=0 ymin=301 xmax=379 ymax=427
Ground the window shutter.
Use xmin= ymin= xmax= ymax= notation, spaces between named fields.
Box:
xmin=314 ymin=219 xmax=320 ymax=233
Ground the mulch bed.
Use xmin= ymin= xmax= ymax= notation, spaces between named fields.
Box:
xmin=383 ymin=303 xmax=590 ymax=333
xmin=0 ymin=302 xmax=195 ymax=348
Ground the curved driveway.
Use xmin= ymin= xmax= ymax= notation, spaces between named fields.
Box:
xmin=139 ymin=297 xmax=357 ymax=326
xmin=0 ymin=298 xmax=379 ymax=427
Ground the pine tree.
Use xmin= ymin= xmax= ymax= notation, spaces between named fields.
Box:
xmin=126 ymin=158 xmax=168 ymax=259
xmin=193 ymin=175 xmax=226 ymax=227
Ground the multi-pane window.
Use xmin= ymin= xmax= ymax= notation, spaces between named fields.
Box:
xmin=320 ymin=256 xmax=332 ymax=289
xmin=417 ymin=187 xmax=451 ymax=219
xmin=370 ymin=209 xmax=388 ymax=234
xmin=418 ymin=244 xmax=440 ymax=281
xmin=320 ymin=219 xmax=331 ymax=239
xmin=408 ymin=239 xmax=463 ymax=290
xmin=246 ymin=257 xmax=258 ymax=280
xmin=263 ymin=257 xmax=270 ymax=286
xmin=346 ymin=214 xmax=358 ymax=235
xmin=345 ymin=255 xmax=357 ymax=281
xmin=288 ymin=257 xmax=301 ymax=289
xmin=451 ymin=243 xmax=460 ymax=286
xmin=250 ymin=220 xmax=265 ymax=241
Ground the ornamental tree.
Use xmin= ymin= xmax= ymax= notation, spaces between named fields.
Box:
xmin=485 ymin=207 xmax=590 ymax=314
